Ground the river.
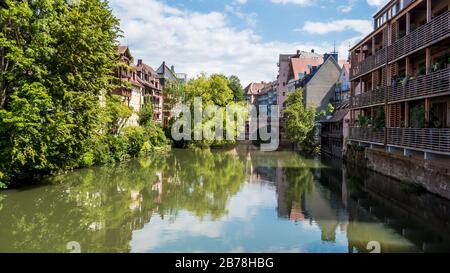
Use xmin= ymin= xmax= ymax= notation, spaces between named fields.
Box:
xmin=1 ymin=147 xmax=450 ymax=253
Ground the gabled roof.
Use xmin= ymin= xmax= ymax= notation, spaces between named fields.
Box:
xmin=291 ymin=57 xmax=324 ymax=80
xmin=302 ymin=55 xmax=342 ymax=87
xmin=118 ymin=46 xmax=129 ymax=54
xmin=244 ymin=82 xmax=268 ymax=95
xmin=322 ymin=102 xmax=350 ymax=123
xmin=341 ymin=63 xmax=350 ymax=73
xmin=118 ymin=46 xmax=133 ymax=63
xmin=156 ymin=62 xmax=178 ymax=80
xmin=135 ymin=62 xmax=156 ymax=75
xmin=258 ymin=81 xmax=277 ymax=95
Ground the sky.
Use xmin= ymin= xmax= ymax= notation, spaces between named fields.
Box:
xmin=109 ymin=0 xmax=390 ymax=86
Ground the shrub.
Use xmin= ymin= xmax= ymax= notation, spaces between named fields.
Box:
xmin=79 ymin=152 xmax=95 ymax=168
xmin=90 ymin=135 xmax=114 ymax=165
xmin=107 ymin=135 xmax=129 ymax=162
xmin=123 ymin=126 xmax=146 ymax=157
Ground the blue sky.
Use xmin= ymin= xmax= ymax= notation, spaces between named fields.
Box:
xmin=109 ymin=0 xmax=389 ymax=85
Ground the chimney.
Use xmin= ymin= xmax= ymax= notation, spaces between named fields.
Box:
xmin=296 ymin=50 xmax=300 ymax=56
xmin=171 ymin=65 xmax=175 ymax=72
xmin=138 ymin=59 xmax=143 ymax=66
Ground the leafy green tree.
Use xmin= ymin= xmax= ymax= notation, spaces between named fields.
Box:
xmin=0 ymin=0 xmax=121 ymax=187
xmin=228 ymin=75 xmax=244 ymax=101
xmin=178 ymin=73 xmax=247 ymax=148
xmin=184 ymin=74 xmax=234 ymax=107
xmin=104 ymin=95 xmax=133 ymax=135
xmin=284 ymin=89 xmax=316 ymax=146
xmin=138 ymin=102 xmax=154 ymax=127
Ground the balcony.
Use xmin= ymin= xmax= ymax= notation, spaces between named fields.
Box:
xmin=349 ymin=127 xmax=385 ymax=144
xmin=389 ymin=67 xmax=450 ymax=103
xmin=387 ymin=128 xmax=450 ymax=154
xmin=390 ymin=10 xmax=450 ymax=62
xmin=350 ymin=87 xmax=386 ymax=108
xmin=111 ymin=87 xmax=132 ymax=98
xmin=350 ymin=47 xmax=388 ymax=80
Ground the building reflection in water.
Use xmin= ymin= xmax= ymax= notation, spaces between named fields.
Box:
xmin=245 ymin=148 xmax=450 ymax=253
xmin=1 ymin=147 xmax=450 ymax=252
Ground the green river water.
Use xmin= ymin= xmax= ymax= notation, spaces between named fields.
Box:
xmin=1 ymin=147 xmax=450 ymax=253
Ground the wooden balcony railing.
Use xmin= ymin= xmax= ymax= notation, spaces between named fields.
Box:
xmin=389 ymin=68 xmax=450 ymax=102
xmin=111 ymin=87 xmax=132 ymax=98
xmin=387 ymin=128 xmax=450 ymax=154
xmin=350 ymin=87 xmax=386 ymax=108
xmin=390 ymin=10 xmax=450 ymax=61
xmin=349 ymin=127 xmax=385 ymax=144
xmin=350 ymin=47 xmax=388 ymax=79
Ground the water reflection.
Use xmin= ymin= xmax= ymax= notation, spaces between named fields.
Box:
xmin=0 ymin=147 xmax=450 ymax=253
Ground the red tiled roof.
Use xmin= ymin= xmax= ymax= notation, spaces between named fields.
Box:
xmin=135 ymin=62 xmax=156 ymax=75
xmin=245 ymin=82 xmax=268 ymax=95
xmin=118 ymin=46 xmax=129 ymax=54
xmin=291 ymin=57 xmax=324 ymax=80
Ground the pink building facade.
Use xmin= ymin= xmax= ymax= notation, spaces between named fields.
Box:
xmin=135 ymin=60 xmax=163 ymax=123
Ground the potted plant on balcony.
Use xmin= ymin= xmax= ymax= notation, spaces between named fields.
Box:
xmin=373 ymin=107 xmax=385 ymax=131
xmin=418 ymin=64 xmax=426 ymax=76
xmin=411 ymin=105 xmax=425 ymax=128
xmin=432 ymin=60 xmax=443 ymax=72
xmin=356 ymin=115 xmax=370 ymax=128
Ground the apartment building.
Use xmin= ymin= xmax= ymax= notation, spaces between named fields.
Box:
xmin=113 ymin=46 xmax=163 ymax=126
xmin=348 ymin=0 xmax=450 ymax=160
xmin=113 ymin=46 xmax=145 ymax=127
xmin=156 ymin=62 xmax=187 ymax=127
xmin=135 ymin=60 xmax=163 ymax=123
xmin=277 ymin=50 xmax=324 ymax=112
xmin=287 ymin=55 xmax=342 ymax=113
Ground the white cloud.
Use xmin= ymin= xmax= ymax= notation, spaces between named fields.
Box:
xmin=296 ymin=19 xmax=372 ymax=35
xmin=225 ymin=4 xmax=258 ymax=27
xmin=271 ymin=0 xmax=313 ymax=5
xmin=366 ymin=0 xmax=390 ymax=7
xmin=109 ymin=0 xmax=340 ymax=86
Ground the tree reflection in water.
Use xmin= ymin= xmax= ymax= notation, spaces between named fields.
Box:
xmin=0 ymin=149 xmax=247 ymax=252
xmin=1 ymin=149 xmax=450 ymax=253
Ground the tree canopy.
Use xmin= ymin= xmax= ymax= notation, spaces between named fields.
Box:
xmin=177 ymin=74 xmax=248 ymax=148
xmin=0 ymin=0 xmax=123 ymax=187
xmin=228 ymin=75 xmax=244 ymax=102
xmin=283 ymin=89 xmax=316 ymax=145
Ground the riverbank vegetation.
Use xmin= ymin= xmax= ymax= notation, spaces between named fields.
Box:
xmin=168 ymin=73 xmax=248 ymax=149
xmin=0 ymin=0 xmax=168 ymax=188
xmin=283 ymin=89 xmax=319 ymax=154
